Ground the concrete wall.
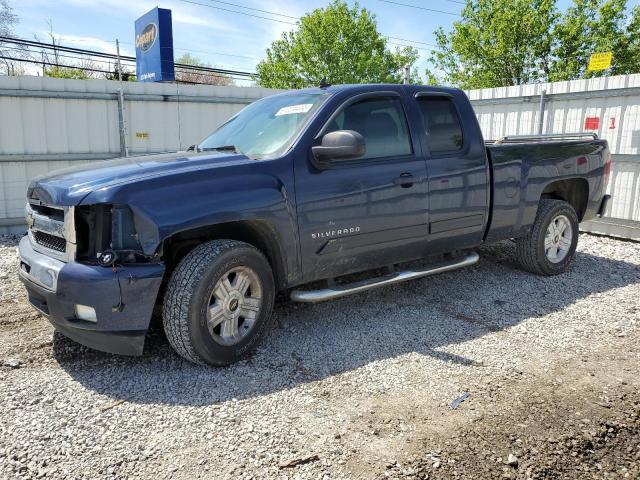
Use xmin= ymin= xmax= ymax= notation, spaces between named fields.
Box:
xmin=0 ymin=75 xmax=282 ymax=232
xmin=466 ymin=73 xmax=640 ymax=240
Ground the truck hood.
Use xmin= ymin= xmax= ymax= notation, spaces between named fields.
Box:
xmin=28 ymin=151 xmax=251 ymax=205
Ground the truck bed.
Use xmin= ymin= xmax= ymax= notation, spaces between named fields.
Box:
xmin=484 ymin=133 xmax=609 ymax=243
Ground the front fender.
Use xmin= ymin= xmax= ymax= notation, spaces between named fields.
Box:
xmin=80 ymin=159 xmax=300 ymax=284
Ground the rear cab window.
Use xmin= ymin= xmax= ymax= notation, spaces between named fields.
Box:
xmin=416 ymin=96 xmax=464 ymax=155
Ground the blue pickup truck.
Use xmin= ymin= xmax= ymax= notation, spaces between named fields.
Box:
xmin=18 ymin=84 xmax=611 ymax=365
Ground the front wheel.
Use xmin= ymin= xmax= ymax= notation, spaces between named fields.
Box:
xmin=162 ymin=240 xmax=275 ymax=365
xmin=515 ymin=199 xmax=579 ymax=276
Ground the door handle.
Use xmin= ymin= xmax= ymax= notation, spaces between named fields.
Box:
xmin=393 ymin=173 xmax=421 ymax=188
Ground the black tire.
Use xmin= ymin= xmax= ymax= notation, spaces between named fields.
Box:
xmin=162 ymin=240 xmax=275 ymax=366
xmin=515 ymin=199 xmax=579 ymax=276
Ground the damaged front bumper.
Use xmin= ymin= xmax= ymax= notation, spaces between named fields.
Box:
xmin=17 ymin=236 xmax=165 ymax=356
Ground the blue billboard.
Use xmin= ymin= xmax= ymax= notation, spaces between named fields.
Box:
xmin=135 ymin=7 xmax=175 ymax=82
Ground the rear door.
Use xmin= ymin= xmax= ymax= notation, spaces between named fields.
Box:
xmin=295 ymin=91 xmax=430 ymax=281
xmin=413 ymin=92 xmax=489 ymax=250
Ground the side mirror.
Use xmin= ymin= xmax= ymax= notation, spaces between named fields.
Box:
xmin=312 ymin=130 xmax=366 ymax=166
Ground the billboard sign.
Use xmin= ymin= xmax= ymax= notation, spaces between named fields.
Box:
xmin=135 ymin=7 xmax=175 ymax=82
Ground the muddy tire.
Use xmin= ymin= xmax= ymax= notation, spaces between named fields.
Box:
xmin=515 ymin=199 xmax=579 ymax=276
xmin=162 ymin=240 xmax=275 ymax=366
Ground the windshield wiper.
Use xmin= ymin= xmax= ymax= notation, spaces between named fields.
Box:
xmin=201 ymin=145 xmax=243 ymax=154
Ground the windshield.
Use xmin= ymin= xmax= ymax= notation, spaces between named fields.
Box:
xmin=198 ymin=92 xmax=330 ymax=159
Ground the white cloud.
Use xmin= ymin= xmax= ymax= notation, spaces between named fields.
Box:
xmin=171 ymin=10 xmax=211 ymax=27
xmin=52 ymin=34 xmax=129 ymax=56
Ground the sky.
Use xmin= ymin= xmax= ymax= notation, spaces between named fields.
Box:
xmin=6 ymin=0 xmax=640 ymax=83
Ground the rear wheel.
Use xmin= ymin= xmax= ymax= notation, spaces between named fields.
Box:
xmin=162 ymin=240 xmax=275 ymax=365
xmin=515 ymin=199 xmax=579 ymax=276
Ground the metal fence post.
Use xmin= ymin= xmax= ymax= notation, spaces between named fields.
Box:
xmin=537 ymin=89 xmax=546 ymax=135
xmin=116 ymin=39 xmax=129 ymax=157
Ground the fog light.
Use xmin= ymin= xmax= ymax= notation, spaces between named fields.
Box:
xmin=75 ymin=304 xmax=97 ymax=322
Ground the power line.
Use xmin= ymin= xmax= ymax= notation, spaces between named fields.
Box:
xmin=191 ymin=0 xmax=463 ymax=21
xmin=181 ymin=0 xmax=443 ymax=50
xmin=0 ymin=39 xmax=256 ymax=82
xmin=30 ymin=1 xmax=443 ymax=64
xmin=57 ymin=36 xmax=260 ymax=62
xmin=3 ymin=36 xmax=138 ymax=61
xmin=1 ymin=45 xmax=133 ymax=68
xmin=386 ymin=36 xmax=438 ymax=48
xmin=377 ymin=0 xmax=461 ymax=16
xmin=387 ymin=42 xmax=433 ymax=52
xmin=174 ymin=46 xmax=259 ymax=61
xmin=0 ymin=55 xmax=118 ymax=75
xmin=198 ymin=0 xmax=298 ymax=20
xmin=179 ymin=0 xmax=297 ymax=25
xmin=0 ymin=36 xmax=256 ymax=77
xmin=0 ymin=53 xmax=253 ymax=82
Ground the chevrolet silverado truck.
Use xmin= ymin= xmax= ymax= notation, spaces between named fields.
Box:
xmin=18 ymin=84 xmax=611 ymax=366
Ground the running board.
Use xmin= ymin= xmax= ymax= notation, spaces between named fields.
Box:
xmin=290 ymin=251 xmax=479 ymax=303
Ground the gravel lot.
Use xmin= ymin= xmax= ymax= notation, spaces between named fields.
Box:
xmin=1 ymin=233 xmax=639 ymax=479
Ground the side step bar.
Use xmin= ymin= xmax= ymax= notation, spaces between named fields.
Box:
xmin=290 ymin=251 xmax=479 ymax=304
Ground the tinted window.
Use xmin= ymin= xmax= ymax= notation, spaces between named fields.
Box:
xmin=417 ymin=97 xmax=464 ymax=154
xmin=326 ymin=97 xmax=412 ymax=160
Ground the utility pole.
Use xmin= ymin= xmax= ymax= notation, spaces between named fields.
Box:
xmin=115 ymin=39 xmax=129 ymax=157
xmin=403 ymin=65 xmax=410 ymax=85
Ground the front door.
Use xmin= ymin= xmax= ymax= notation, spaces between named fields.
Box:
xmin=295 ymin=93 xmax=430 ymax=282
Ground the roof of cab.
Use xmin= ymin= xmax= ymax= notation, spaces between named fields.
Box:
xmin=285 ymin=83 xmax=463 ymax=97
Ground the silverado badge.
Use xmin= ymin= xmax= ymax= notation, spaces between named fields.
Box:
xmin=312 ymin=226 xmax=360 ymax=239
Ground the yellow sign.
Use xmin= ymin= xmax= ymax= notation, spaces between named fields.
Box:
xmin=135 ymin=132 xmax=150 ymax=139
xmin=588 ymin=52 xmax=612 ymax=71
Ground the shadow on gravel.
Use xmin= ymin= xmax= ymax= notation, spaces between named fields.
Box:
xmin=53 ymin=239 xmax=640 ymax=406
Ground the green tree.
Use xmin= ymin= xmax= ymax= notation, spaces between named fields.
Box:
xmin=430 ymin=0 xmax=640 ymax=87
xmin=548 ymin=0 xmax=593 ymax=80
xmin=104 ymin=66 xmax=136 ymax=82
xmin=44 ymin=66 xmax=90 ymax=79
xmin=175 ymin=53 xmax=234 ymax=86
xmin=254 ymin=0 xmax=419 ymax=88
xmin=428 ymin=0 xmax=558 ymax=89
xmin=550 ymin=0 xmax=640 ymax=80
xmin=620 ymin=5 xmax=640 ymax=74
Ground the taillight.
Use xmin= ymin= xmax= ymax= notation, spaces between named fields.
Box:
xmin=604 ymin=153 xmax=612 ymax=189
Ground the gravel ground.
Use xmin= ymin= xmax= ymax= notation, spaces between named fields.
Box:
xmin=0 ymin=233 xmax=639 ymax=479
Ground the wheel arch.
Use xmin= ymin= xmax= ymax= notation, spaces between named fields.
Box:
xmin=161 ymin=220 xmax=288 ymax=290
xmin=540 ymin=178 xmax=589 ymax=221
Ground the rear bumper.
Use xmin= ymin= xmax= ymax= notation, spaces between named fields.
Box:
xmin=18 ymin=236 xmax=165 ymax=356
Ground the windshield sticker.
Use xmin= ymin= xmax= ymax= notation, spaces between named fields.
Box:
xmin=275 ymin=104 xmax=313 ymax=116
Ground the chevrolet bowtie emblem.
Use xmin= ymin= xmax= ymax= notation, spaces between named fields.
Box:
xmin=26 ymin=213 xmax=34 ymax=229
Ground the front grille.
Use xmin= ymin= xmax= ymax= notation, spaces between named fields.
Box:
xmin=33 ymin=230 xmax=66 ymax=252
